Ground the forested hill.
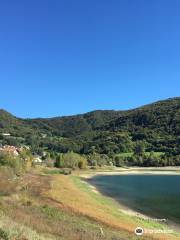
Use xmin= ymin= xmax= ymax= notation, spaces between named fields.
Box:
xmin=0 ymin=97 xmax=179 ymax=157
xmin=104 ymin=97 xmax=180 ymax=136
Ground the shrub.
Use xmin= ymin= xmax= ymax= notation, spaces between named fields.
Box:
xmin=114 ymin=156 xmax=125 ymax=167
xmin=55 ymin=152 xmax=87 ymax=169
xmin=87 ymin=153 xmax=110 ymax=167
xmin=0 ymin=153 xmax=24 ymax=175
xmin=0 ymin=228 xmax=9 ymax=240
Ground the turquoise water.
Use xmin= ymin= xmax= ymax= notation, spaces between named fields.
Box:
xmin=87 ymin=174 xmax=180 ymax=226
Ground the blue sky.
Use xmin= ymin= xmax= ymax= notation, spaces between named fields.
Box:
xmin=0 ymin=0 xmax=180 ymax=118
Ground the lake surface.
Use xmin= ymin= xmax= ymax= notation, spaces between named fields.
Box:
xmin=87 ymin=174 xmax=180 ymax=226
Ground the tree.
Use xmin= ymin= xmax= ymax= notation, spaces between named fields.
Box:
xmin=55 ymin=154 xmax=63 ymax=168
xmin=134 ymin=141 xmax=145 ymax=156
xmin=114 ymin=156 xmax=125 ymax=167
xmin=55 ymin=152 xmax=87 ymax=169
xmin=78 ymin=156 xmax=87 ymax=169
xmin=87 ymin=153 xmax=110 ymax=167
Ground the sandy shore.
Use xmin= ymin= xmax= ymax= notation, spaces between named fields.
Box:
xmin=79 ymin=166 xmax=180 ymax=179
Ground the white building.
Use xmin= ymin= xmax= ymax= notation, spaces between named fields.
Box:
xmin=33 ymin=156 xmax=42 ymax=164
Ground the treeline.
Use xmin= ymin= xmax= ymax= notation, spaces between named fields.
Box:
xmin=0 ymin=148 xmax=179 ymax=175
xmin=44 ymin=142 xmax=180 ymax=169
xmin=43 ymin=151 xmax=110 ymax=169
xmin=115 ymin=153 xmax=180 ymax=167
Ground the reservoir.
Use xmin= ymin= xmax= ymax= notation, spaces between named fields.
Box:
xmin=87 ymin=174 xmax=180 ymax=227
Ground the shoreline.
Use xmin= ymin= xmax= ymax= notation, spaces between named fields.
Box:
xmin=82 ymin=179 xmax=148 ymax=218
xmin=80 ymin=175 xmax=153 ymax=220
xmin=79 ymin=168 xmax=180 ymax=230
xmin=79 ymin=166 xmax=180 ymax=179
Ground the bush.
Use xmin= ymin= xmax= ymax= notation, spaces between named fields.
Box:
xmin=45 ymin=159 xmax=55 ymax=167
xmin=78 ymin=158 xmax=87 ymax=169
xmin=0 ymin=227 xmax=9 ymax=240
xmin=0 ymin=153 xmax=24 ymax=175
xmin=114 ymin=156 xmax=125 ymax=167
xmin=19 ymin=148 xmax=33 ymax=169
xmin=55 ymin=152 xmax=87 ymax=169
xmin=87 ymin=153 xmax=110 ymax=167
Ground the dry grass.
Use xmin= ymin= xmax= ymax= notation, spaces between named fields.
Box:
xmin=48 ymin=175 xmax=135 ymax=230
xmin=47 ymin=173 xmax=179 ymax=240
xmin=0 ymin=167 xmax=19 ymax=196
xmin=0 ymin=169 xmax=130 ymax=239
xmin=0 ymin=167 xmax=179 ymax=240
xmin=0 ymin=210 xmax=57 ymax=240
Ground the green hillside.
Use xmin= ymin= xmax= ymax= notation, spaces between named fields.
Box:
xmin=0 ymin=97 xmax=179 ymax=166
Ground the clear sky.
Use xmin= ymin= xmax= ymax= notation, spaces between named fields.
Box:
xmin=0 ymin=0 xmax=180 ymax=118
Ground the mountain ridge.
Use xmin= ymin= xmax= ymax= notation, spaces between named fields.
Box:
xmin=0 ymin=96 xmax=179 ymax=120
xmin=0 ymin=97 xmax=179 ymax=158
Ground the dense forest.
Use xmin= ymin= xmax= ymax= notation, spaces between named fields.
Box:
xmin=0 ymin=97 xmax=179 ymax=167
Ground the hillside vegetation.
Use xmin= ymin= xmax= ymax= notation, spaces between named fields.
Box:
xmin=0 ymin=97 xmax=179 ymax=166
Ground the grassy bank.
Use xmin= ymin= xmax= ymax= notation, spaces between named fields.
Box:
xmin=47 ymin=168 xmax=180 ymax=239
xmin=0 ymin=166 xmax=179 ymax=239
xmin=0 ymin=167 xmax=136 ymax=240
xmin=72 ymin=174 xmax=180 ymax=239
